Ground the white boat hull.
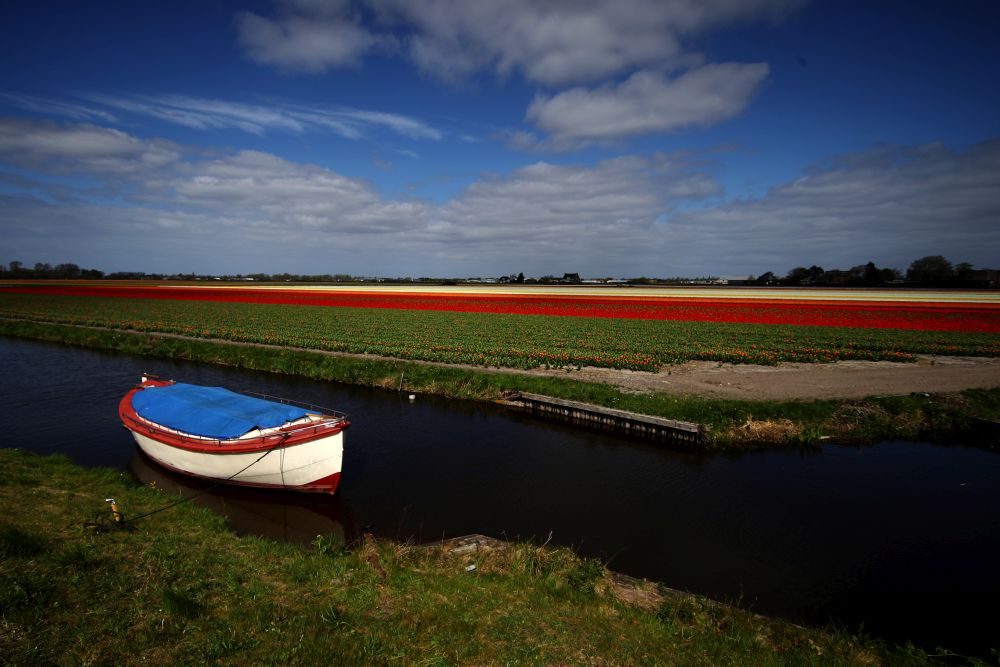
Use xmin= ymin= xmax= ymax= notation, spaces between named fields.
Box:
xmin=126 ymin=428 xmax=344 ymax=492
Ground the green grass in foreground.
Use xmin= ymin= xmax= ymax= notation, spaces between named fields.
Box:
xmin=0 ymin=449 xmax=958 ymax=665
xmin=2 ymin=318 xmax=998 ymax=448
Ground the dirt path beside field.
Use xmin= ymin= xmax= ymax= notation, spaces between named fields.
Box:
xmin=514 ymin=356 xmax=1000 ymax=400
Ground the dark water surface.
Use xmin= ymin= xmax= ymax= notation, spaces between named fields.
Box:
xmin=2 ymin=336 xmax=998 ymax=656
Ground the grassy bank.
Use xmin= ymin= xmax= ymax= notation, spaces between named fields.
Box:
xmin=0 ymin=449 xmax=952 ymax=665
xmin=2 ymin=319 xmax=999 ymax=448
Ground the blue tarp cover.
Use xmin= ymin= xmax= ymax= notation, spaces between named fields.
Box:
xmin=132 ymin=383 xmax=309 ymax=439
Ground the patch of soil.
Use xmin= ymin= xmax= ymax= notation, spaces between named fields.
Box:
xmin=514 ymin=356 xmax=1000 ymax=401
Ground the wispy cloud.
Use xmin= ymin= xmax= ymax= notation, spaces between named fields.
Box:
xmin=93 ymin=94 xmax=443 ymax=140
xmin=85 ymin=94 xmax=304 ymax=135
xmin=0 ymin=93 xmax=118 ymax=124
xmin=280 ymin=103 xmax=442 ymax=140
xmin=5 ymin=92 xmax=442 ymax=142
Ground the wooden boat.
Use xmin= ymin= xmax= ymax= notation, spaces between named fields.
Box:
xmin=119 ymin=375 xmax=348 ymax=493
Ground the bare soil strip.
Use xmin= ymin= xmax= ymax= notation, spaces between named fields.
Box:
xmin=522 ymin=356 xmax=1000 ymax=400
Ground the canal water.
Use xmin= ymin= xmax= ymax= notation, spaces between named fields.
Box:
xmin=1 ymin=336 xmax=998 ymax=656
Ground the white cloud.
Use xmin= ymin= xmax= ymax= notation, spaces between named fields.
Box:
xmin=0 ymin=118 xmax=702 ymax=274
xmin=169 ymin=150 xmax=394 ymax=225
xmin=0 ymin=121 xmax=433 ymax=270
xmin=267 ymin=0 xmax=797 ymax=86
xmin=663 ymin=140 xmax=1000 ymax=273
xmin=417 ymin=157 xmax=673 ymax=273
xmin=0 ymin=118 xmax=181 ymax=174
xmin=236 ymin=0 xmax=380 ymax=72
xmin=391 ymin=0 xmax=694 ymax=86
xmin=229 ymin=0 xmax=800 ymax=147
xmin=525 ymin=64 xmax=769 ymax=147
xmin=665 ymin=174 xmax=724 ymax=199
xmin=4 ymin=117 xmax=995 ymax=278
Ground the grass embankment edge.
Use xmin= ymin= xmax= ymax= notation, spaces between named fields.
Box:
xmin=2 ymin=319 xmax=998 ymax=449
xmin=0 ymin=448 xmax=956 ymax=665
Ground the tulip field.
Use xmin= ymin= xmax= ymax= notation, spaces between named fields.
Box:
xmin=0 ymin=283 xmax=998 ymax=371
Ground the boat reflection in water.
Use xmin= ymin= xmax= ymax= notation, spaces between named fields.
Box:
xmin=128 ymin=448 xmax=351 ymax=544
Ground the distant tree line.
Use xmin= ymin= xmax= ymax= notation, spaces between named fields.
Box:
xmin=2 ymin=256 xmax=995 ymax=287
xmin=0 ymin=261 xmax=104 ymax=279
xmin=752 ymin=256 xmax=994 ymax=288
xmin=0 ymin=263 xmax=368 ymax=282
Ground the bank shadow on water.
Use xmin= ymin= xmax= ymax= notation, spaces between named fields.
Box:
xmin=1 ymin=336 xmax=999 ymax=657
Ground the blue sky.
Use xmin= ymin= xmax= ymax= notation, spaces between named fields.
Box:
xmin=1 ymin=0 xmax=998 ymax=278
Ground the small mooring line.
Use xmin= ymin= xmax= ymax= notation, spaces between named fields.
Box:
xmin=84 ymin=443 xmax=282 ymax=534
xmin=496 ymin=391 xmax=705 ymax=445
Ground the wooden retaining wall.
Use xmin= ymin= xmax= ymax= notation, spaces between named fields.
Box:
xmin=497 ymin=392 xmax=705 ymax=445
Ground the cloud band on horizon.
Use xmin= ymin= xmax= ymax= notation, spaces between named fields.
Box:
xmin=1 ymin=117 xmax=996 ymax=278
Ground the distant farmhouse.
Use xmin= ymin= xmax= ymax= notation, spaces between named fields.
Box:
xmin=969 ymin=269 xmax=999 ymax=287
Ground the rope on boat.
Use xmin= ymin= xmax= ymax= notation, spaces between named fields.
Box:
xmin=84 ymin=435 xmax=287 ymax=534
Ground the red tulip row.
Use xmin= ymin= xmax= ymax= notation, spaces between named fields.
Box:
xmin=3 ymin=284 xmax=998 ymax=332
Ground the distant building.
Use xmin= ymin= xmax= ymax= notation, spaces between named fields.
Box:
xmin=969 ymin=269 xmax=999 ymax=287
xmin=682 ymin=279 xmax=729 ymax=285
xmin=562 ymin=273 xmax=581 ymax=284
